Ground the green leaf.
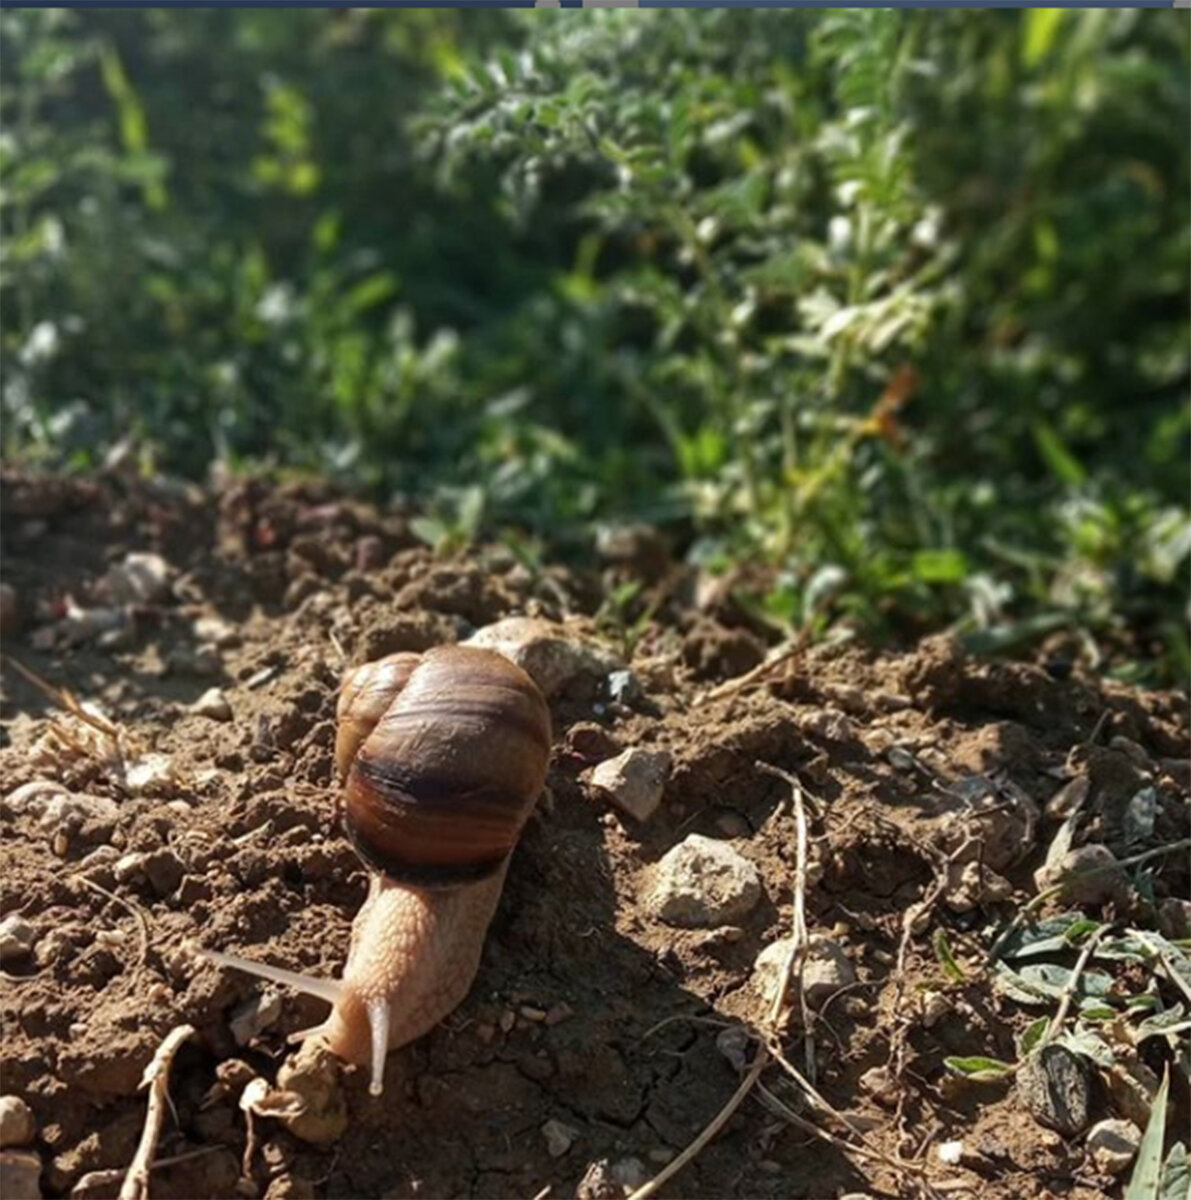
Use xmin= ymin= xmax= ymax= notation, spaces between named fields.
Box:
xmin=943 ymin=1055 xmax=1015 ymax=1082
xmin=933 ymin=928 xmax=965 ymax=982
xmin=1126 ymin=1067 xmax=1170 ymax=1200
xmin=1033 ymin=422 xmax=1087 ymax=488
xmin=1017 ymin=1016 xmax=1050 ymax=1057
xmin=1022 ymin=9 xmax=1067 ymax=68
xmin=912 ymin=549 xmax=969 ymax=585
xmin=1158 ymin=1143 xmax=1188 ymax=1200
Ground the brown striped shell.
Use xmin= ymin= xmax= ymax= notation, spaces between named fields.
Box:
xmin=335 ymin=645 xmax=551 ymax=888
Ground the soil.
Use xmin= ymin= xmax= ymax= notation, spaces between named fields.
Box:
xmin=1 ymin=468 xmax=1187 ymax=1200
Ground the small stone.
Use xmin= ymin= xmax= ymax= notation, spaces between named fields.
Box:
xmin=1158 ymin=898 xmax=1191 ymax=940
xmin=0 ymin=917 xmax=35 ymax=965
xmin=230 ymin=990 xmax=283 ymax=1046
xmin=265 ymin=1175 xmax=318 ymax=1200
xmin=114 ymin=853 xmax=148 ymax=885
xmin=4 ymin=783 xmax=118 ymax=835
xmin=647 ymin=834 xmax=762 ymax=927
xmin=541 ymin=1118 xmax=578 ymax=1158
xmin=124 ymin=753 xmax=176 ymax=795
xmin=714 ymin=811 xmax=751 ymax=838
xmin=920 ymin=991 xmax=949 ymax=1029
xmin=465 ymin=617 xmax=621 ymax=697
xmin=936 ymin=1140 xmax=963 ymax=1165
xmin=545 ymin=1002 xmax=574 ymax=1026
xmin=194 ymin=615 xmax=239 ymax=648
xmin=610 ymin=1158 xmax=649 ymax=1190
xmin=1034 ymin=843 xmax=1126 ymax=907
xmin=606 ymin=670 xmax=641 ymax=706
xmin=0 ymin=1150 xmax=42 ymax=1199
xmin=1086 ymin=1118 xmax=1141 ymax=1175
xmin=142 ymin=849 xmax=184 ymax=897
xmin=192 ymin=688 xmax=233 ymax=721
xmin=1017 ymin=1045 xmax=1093 ymax=1136
xmin=499 ymin=1009 xmax=516 ymax=1033
xmin=586 ymin=748 xmax=671 ymax=823
xmin=0 ymin=1097 xmax=35 ymax=1148
xmin=944 ymin=860 xmax=1014 ymax=913
xmin=801 ymin=936 xmax=857 ymax=1008
xmin=100 ymin=552 xmax=172 ymax=605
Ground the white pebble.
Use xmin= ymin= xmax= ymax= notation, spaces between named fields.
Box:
xmin=192 ymin=687 xmax=233 ymax=721
xmin=586 ymin=748 xmax=671 ymax=822
xmin=1087 ymin=1118 xmax=1141 ymax=1175
xmin=0 ymin=1097 xmax=35 ymax=1148
xmin=0 ymin=917 xmax=35 ymax=965
xmin=648 ymin=834 xmax=761 ymax=928
xmin=541 ymin=1118 xmax=578 ymax=1158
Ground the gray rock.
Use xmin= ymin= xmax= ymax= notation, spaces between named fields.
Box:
xmin=587 ymin=748 xmax=671 ymax=822
xmin=465 ymin=617 xmax=621 ymax=696
xmin=0 ymin=917 xmax=35 ymax=965
xmin=802 ymin=935 xmax=857 ymax=1008
xmin=0 ymin=1097 xmax=35 ymax=1148
xmin=192 ymin=687 xmax=233 ymax=721
xmin=1034 ymin=843 xmax=1126 ymax=906
xmin=99 ymin=552 xmax=172 ymax=605
xmin=1017 ymin=1045 xmax=1093 ymax=1136
xmin=142 ymin=849 xmax=185 ymax=898
xmin=541 ymin=1118 xmax=578 ymax=1158
xmin=1086 ymin=1118 xmax=1141 ymax=1175
xmin=4 ymin=783 xmax=118 ymax=834
xmin=648 ymin=835 xmax=762 ymax=927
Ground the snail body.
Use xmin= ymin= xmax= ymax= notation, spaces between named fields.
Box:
xmin=204 ymin=645 xmax=551 ymax=1095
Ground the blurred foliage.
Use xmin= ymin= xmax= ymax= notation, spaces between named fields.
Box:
xmin=1 ymin=9 xmax=1188 ymax=680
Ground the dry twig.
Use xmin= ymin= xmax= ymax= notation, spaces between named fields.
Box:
xmin=119 ymin=1024 xmax=195 ymax=1200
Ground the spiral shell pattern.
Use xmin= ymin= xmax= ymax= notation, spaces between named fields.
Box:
xmin=338 ymin=645 xmax=551 ymax=887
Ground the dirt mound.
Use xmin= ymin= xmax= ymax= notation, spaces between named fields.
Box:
xmin=1 ymin=469 xmax=1187 ymax=1200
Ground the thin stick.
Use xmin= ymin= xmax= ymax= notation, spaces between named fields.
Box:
xmin=756 ymin=761 xmax=815 ymax=1077
xmin=625 ymin=1049 xmax=770 ymax=1200
xmin=119 ymin=1025 xmax=195 ymax=1200
xmin=73 ymin=873 xmax=151 ymax=971
xmin=1039 ymin=926 xmax=1107 ymax=1048
xmin=72 ymin=1147 xmax=221 ymax=1195
xmin=627 ymin=762 xmax=814 ymax=1200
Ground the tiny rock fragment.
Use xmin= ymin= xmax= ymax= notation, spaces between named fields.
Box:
xmin=936 ymin=1141 xmax=964 ymax=1166
xmin=0 ymin=1097 xmax=35 ymax=1148
xmin=125 ymin=753 xmax=176 ymax=795
xmin=1017 ymin=1045 xmax=1092 ymax=1137
xmin=275 ymin=1041 xmax=348 ymax=1144
xmin=606 ymin=669 xmax=642 ymax=706
xmin=142 ymin=849 xmax=184 ymax=897
xmin=465 ymin=617 xmax=622 ymax=697
xmin=541 ymin=1118 xmax=578 ymax=1158
xmin=945 ymin=860 xmax=1014 ymax=913
xmin=647 ymin=834 xmax=762 ymax=928
xmin=545 ymin=1002 xmax=574 ymax=1026
xmin=194 ymin=615 xmax=239 ymax=647
xmin=230 ymin=990 xmax=283 ymax=1046
xmin=1086 ymin=1118 xmax=1141 ymax=1175
xmin=801 ymin=935 xmax=857 ymax=1008
xmin=576 ymin=1157 xmax=643 ymax=1200
xmin=586 ymin=748 xmax=671 ymax=823
xmin=99 ymin=551 xmax=172 ymax=605
xmin=192 ymin=687 xmax=233 ymax=721
xmin=114 ymin=853 xmax=148 ymax=886
xmin=265 ymin=1174 xmax=318 ymax=1200
xmin=0 ymin=1150 xmax=42 ymax=1200
xmin=920 ymin=991 xmax=950 ymax=1028
xmin=1034 ymin=843 xmax=1126 ymax=907
xmin=715 ymin=1025 xmax=751 ymax=1073
xmin=0 ymin=916 xmax=36 ymax=965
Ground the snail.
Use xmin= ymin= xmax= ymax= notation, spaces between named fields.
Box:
xmin=203 ymin=645 xmax=552 ymax=1095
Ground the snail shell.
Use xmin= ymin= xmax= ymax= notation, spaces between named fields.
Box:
xmin=204 ymin=644 xmax=551 ymax=1095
